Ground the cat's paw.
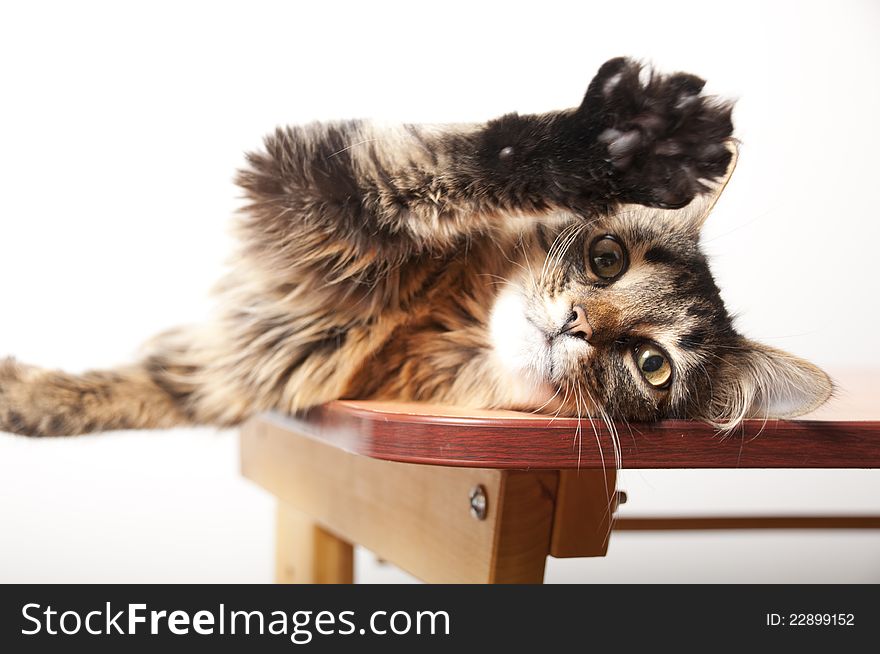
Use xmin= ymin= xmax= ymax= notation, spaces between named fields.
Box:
xmin=581 ymin=57 xmax=734 ymax=209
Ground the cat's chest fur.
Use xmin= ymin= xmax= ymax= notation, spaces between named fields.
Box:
xmin=342 ymin=230 xmax=556 ymax=411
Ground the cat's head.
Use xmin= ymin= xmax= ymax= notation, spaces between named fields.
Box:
xmin=491 ymin=151 xmax=832 ymax=426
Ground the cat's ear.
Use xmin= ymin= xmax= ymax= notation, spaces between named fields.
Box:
xmin=704 ymin=338 xmax=833 ymax=427
xmin=650 ymin=140 xmax=739 ymax=236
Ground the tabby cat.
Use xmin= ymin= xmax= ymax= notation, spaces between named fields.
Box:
xmin=0 ymin=57 xmax=831 ymax=438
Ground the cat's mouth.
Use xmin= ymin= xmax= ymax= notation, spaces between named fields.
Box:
xmin=524 ymin=318 xmax=554 ymax=377
xmin=489 ymin=287 xmax=589 ymax=387
xmin=526 ymin=316 xmax=555 ymax=345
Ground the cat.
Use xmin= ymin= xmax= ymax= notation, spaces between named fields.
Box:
xmin=0 ymin=57 xmax=832 ymax=438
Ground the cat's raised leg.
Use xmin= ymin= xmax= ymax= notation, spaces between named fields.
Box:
xmin=238 ymin=57 xmax=735 ymax=290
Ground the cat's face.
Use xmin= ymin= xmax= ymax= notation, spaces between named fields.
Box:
xmin=490 ymin=199 xmax=832 ymax=426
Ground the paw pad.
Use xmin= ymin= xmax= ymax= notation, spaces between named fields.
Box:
xmin=583 ymin=57 xmax=734 ymax=208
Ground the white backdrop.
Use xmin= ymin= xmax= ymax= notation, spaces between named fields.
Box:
xmin=1 ymin=0 xmax=878 ymax=583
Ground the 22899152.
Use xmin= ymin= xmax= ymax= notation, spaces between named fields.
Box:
xmin=766 ymin=613 xmax=855 ymax=626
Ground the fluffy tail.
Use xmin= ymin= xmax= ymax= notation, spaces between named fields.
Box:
xmin=0 ymin=328 xmax=235 ymax=436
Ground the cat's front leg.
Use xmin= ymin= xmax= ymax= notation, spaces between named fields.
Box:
xmin=236 ymin=57 xmax=734 ymax=289
xmin=478 ymin=57 xmax=734 ymax=214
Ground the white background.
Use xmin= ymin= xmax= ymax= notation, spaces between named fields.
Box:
xmin=0 ymin=0 xmax=878 ymax=583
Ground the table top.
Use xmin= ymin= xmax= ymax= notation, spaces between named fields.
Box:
xmin=263 ymin=369 xmax=880 ymax=469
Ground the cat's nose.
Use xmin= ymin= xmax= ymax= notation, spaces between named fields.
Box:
xmin=562 ymin=305 xmax=593 ymax=341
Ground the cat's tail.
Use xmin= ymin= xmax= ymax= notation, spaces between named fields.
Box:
xmin=0 ymin=327 xmax=245 ymax=436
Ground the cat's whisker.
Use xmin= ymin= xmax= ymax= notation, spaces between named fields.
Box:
xmin=477 ymin=273 xmax=515 ymax=283
xmin=701 ymin=208 xmax=774 ymax=244
xmin=574 ymin=385 xmax=584 ymax=471
xmin=540 ymin=221 xmax=579 ymax=284
xmin=600 ymin=412 xmax=622 ymax=548
xmin=529 ymin=385 xmax=562 ymax=415
xmin=547 ymin=223 xmax=583 ymax=282
xmin=622 ymin=417 xmax=639 ymax=453
xmin=539 ymin=222 xmax=571 ymax=280
xmin=545 ymin=381 xmax=574 ymax=427
xmin=516 ymin=236 xmax=538 ymax=282
xmin=487 ymin=231 xmax=523 ymax=267
xmin=326 ymin=137 xmax=381 ymax=159
xmin=578 ymin=383 xmax=611 ymax=523
xmin=580 ymin=386 xmax=619 ymax=547
xmin=477 ymin=273 xmax=518 ymax=291
xmin=541 ymin=227 xmax=579 ymax=291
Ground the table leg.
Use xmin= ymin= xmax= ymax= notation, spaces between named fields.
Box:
xmin=275 ymin=501 xmax=354 ymax=584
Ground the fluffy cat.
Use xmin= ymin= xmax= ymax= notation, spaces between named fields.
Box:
xmin=0 ymin=57 xmax=831 ymax=438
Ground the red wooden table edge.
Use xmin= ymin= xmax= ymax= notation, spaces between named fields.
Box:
xmin=328 ymin=400 xmax=880 ymax=431
xmin=255 ymin=402 xmax=880 ymax=470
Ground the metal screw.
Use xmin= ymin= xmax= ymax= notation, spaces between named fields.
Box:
xmin=469 ymin=485 xmax=488 ymax=520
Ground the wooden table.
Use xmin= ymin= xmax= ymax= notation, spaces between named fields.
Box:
xmin=240 ymin=370 xmax=880 ymax=583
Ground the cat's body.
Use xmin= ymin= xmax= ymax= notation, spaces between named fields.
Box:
xmin=0 ymin=58 xmax=832 ymax=438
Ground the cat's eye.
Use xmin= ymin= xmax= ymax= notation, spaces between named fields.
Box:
xmin=588 ymin=235 xmax=628 ymax=281
xmin=633 ymin=343 xmax=672 ymax=388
